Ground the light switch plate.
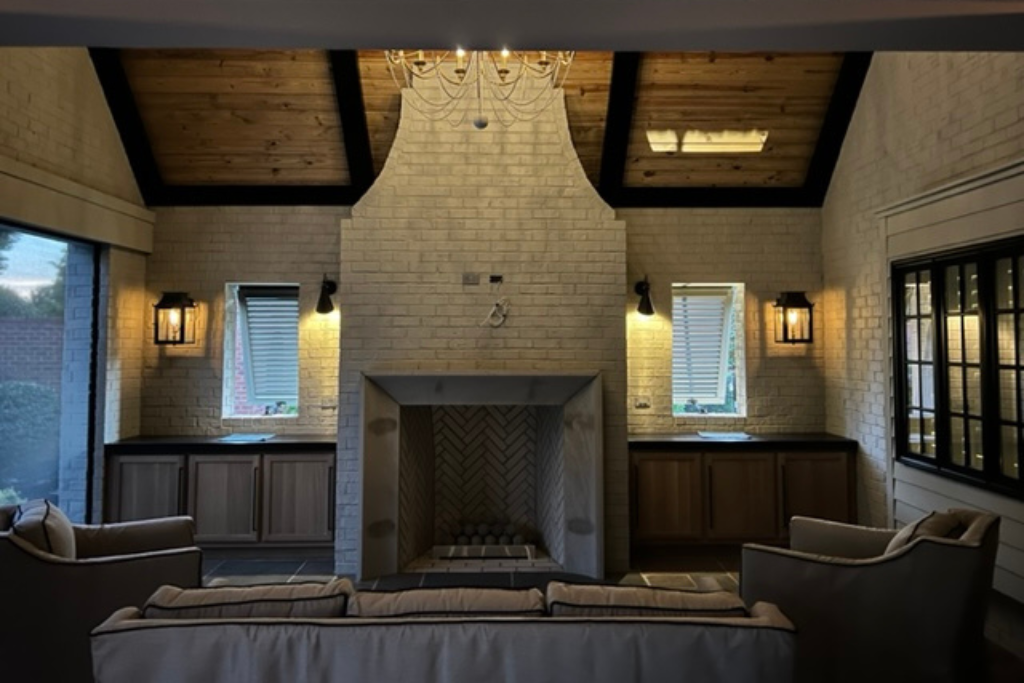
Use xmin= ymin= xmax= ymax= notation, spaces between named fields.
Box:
xmin=462 ymin=273 xmax=481 ymax=286
xmin=634 ymin=396 xmax=651 ymax=410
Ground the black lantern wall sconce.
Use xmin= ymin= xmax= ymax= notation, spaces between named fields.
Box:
xmin=316 ymin=275 xmax=338 ymax=315
xmin=153 ymin=292 xmax=197 ymax=345
xmin=773 ymin=291 xmax=814 ymax=344
xmin=635 ymin=276 xmax=655 ymax=316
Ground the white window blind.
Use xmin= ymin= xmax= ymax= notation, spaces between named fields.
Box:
xmin=672 ymin=286 xmax=735 ymax=405
xmin=237 ymin=286 xmax=299 ymax=402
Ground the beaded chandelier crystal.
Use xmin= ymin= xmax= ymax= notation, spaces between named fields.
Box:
xmin=384 ymin=49 xmax=574 ymax=129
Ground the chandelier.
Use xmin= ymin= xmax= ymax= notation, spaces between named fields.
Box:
xmin=384 ymin=49 xmax=574 ymax=129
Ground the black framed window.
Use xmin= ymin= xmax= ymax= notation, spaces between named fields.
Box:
xmin=894 ymin=235 xmax=1024 ymax=498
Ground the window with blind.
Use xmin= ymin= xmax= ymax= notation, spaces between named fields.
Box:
xmin=671 ymin=284 xmax=745 ymax=416
xmin=223 ymin=284 xmax=300 ymax=418
xmin=894 ymin=236 xmax=1024 ymax=498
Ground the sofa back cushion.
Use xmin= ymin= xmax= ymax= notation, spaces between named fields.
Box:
xmin=547 ymin=582 xmax=748 ymax=617
xmin=143 ymin=578 xmax=354 ymax=619
xmin=349 ymin=587 xmax=546 ymax=618
xmin=12 ymin=499 xmax=76 ymax=558
xmin=885 ymin=511 xmax=967 ymax=554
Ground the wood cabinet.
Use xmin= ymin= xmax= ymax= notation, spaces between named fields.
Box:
xmin=778 ymin=451 xmax=853 ymax=531
xmin=706 ymin=453 xmax=777 ymax=539
xmin=629 ymin=434 xmax=857 ymax=549
xmin=104 ymin=437 xmax=336 ymax=547
xmin=107 ymin=455 xmax=185 ymax=522
xmin=261 ymin=453 xmax=334 ymax=543
xmin=189 ymin=454 xmax=261 ymax=543
xmin=634 ymin=453 xmax=703 ymax=541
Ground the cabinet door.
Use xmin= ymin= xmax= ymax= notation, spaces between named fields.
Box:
xmin=706 ymin=453 xmax=777 ymax=539
xmin=779 ymin=452 xmax=853 ymax=531
xmin=261 ymin=453 xmax=334 ymax=543
xmin=107 ymin=455 xmax=185 ymax=522
xmin=633 ymin=453 xmax=703 ymax=541
xmin=189 ymin=455 xmax=260 ymax=543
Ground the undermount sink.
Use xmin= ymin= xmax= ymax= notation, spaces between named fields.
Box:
xmin=696 ymin=431 xmax=752 ymax=441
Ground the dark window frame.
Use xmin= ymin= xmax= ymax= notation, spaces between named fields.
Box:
xmin=893 ymin=234 xmax=1024 ymax=500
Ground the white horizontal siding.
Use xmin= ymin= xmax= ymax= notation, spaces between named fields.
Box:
xmin=894 ymin=462 xmax=1024 ymax=602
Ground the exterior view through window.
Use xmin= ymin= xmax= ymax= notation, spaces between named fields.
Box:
xmin=0 ymin=225 xmax=95 ymax=520
xmin=223 ymin=283 xmax=300 ymax=418
xmin=671 ymin=283 xmax=746 ymax=416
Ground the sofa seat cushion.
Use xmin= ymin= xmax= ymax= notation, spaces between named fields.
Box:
xmin=12 ymin=499 xmax=76 ymax=558
xmin=547 ymin=581 xmax=749 ymax=617
xmin=143 ymin=578 xmax=354 ymax=619
xmin=349 ymin=587 xmax=546 ymax=618
xmin=885 ymin=511 xmax=966 ymax=554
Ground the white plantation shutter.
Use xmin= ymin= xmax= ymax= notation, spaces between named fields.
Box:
xmin=238 ymin=286 xmax=299 ymax=402
xmin=672 ymin=286 xmax=735 ymax=405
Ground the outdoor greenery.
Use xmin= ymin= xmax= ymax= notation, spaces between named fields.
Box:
xmin=0 ymin=381 xmax=60 ymax=500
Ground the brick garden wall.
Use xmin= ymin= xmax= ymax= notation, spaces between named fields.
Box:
xmin=0 ymin=317 xmax=63 ymax=391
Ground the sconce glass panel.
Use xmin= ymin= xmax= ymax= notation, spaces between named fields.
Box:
xmin=154 ymin=292 xmax=197 ymax=345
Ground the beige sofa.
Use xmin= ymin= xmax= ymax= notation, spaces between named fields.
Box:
xmin=0 ymin=500 xmax=202 ymax=683
xmin=740 ymin=508 xmax=1000 ymax=683
xmin=92 ymin=580 xmax=796 ymax=683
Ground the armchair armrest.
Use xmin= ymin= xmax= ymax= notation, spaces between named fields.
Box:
xmin=789 ymin=516 xmax=896 ymax=558
xmin=74 ymin=516 xmax=196 ymax=558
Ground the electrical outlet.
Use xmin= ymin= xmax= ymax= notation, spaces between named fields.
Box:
xmin=489 ymin=274 xmax=504 ymax=284
xmin=633 ymin=396 xmax=652 ymax=410
xmin=462 ymin=273 xmax=480 ymax=286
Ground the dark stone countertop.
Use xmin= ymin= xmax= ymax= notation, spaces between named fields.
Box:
xmin=105 ymin=435 xmax=337 ymax=456
xmin=628 ymin=432 xmax=858 ymax=452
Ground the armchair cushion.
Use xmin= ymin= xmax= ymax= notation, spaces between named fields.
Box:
xmin=143 ymin=578 xmax=353 ymax=620
xmin=12 ymin=499 xmax=75 ymax=558
xmin=885 ymin=511 xmax=966 ymax=553
xmin=546 ymin=582 xmax=748 ymax=617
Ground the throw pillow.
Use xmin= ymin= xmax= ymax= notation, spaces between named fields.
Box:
xmin=143 ymin=578 xmax=354 ymax=619
xmin=885 ymin=511 xmax=965 ymax=554
xmin=546 ymin=582 xmax=748 ymax=618
xmin=348 ymin=587 xmax=546 ymax=618
xmin=12 ymin=499 xmax=76 ymax=559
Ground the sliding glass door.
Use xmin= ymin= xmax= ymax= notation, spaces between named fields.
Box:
xmin=0 ymin=225 xmax=96 ymax=522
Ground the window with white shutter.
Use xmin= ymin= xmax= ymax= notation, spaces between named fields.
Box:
xmin=671 ymin=284 xmax=745 ymax=416
xmin=223 ymin=284 xmax=300 ymax=417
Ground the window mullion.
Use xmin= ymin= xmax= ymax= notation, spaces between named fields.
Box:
xmin=979 ymin=257 xmax=1002 ymax=480
xmin=933 ymin=265 xmax=951 ymax=469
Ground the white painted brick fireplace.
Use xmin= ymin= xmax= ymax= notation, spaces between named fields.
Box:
xmin=335 ymin=87 xmax=628 ymax=578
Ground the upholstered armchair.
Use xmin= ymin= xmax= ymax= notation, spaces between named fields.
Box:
xmin=0 ymin=500 xmax=202 ymax=683
xmin=740 ymin=509 xmax=1000 ymax=683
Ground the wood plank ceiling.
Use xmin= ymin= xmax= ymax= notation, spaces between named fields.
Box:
xmin=98 ymin=49 xmax=866 ymax=205
xmin=121 ymin=49 xmax=349 ymax=185
xmin=626 ymin=52 xmax=843 ymax=188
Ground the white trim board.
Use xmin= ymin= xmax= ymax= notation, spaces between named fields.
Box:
xmin=0 ymin=155 xmax=153 ymax=252
xmin=881 ymin=157 xmax=1024 ymax=602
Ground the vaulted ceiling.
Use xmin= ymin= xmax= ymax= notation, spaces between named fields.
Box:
xmin=92 ymin=49 xmax=870 ymax=207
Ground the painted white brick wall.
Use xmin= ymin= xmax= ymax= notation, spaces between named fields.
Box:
xmin=0 ymin=48 xmax=141 ymax=205
xmin=823 ymin=52 xmax=1024 ymax=526
xmin=104 ymin=247 xmax=146 ymax=442
xmin=337 ymin=93 xmax=628 ymax=576
xmin=623 ymin=208 xmax=825 ymax=434
xmin=142 ymin=206 xmax=345 ymax=435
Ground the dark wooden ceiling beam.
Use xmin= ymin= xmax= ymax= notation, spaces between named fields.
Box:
xmin=597 ymin=52 xmax=641 ymax=206
xmin=328 ymin=50 xmax=376 ymax=191
xmin=89 ymin=48 xmax=164 ymax=205
xmin=154 ymin=185 xmax=366 ymax=206
xmin=802 ymin=52 xmax=873 ymax=203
